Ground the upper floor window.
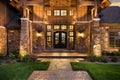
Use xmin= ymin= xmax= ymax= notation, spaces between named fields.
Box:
xmin=70 ymin=10 xmax=73 ymax=16
xmin=54 ymin=10 xmax=60 ymax=16
xmin=61 ymin=10 xmax=67 ymax=16
xmin=47 ymin=10 xmax=51 ymax=16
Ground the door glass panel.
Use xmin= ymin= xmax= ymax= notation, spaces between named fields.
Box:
xmin=55 ymin=33 xmax=59 ymax=45
xmin=61 ymin=25 xmax=67 ymax=30
xmin=61 ymin=33 xmax=66 ymax=44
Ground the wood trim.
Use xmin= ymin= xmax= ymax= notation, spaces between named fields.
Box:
xmin=26 ymin=1 xmax=43 ymax=5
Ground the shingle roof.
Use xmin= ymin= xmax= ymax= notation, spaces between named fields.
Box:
xmin=99 ymin=6 xmax=120 ymax=23
xmin=6 ymin=15 xmax=21 ymax=29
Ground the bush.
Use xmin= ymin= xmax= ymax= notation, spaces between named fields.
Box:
xmin=22 ymin=54 xmax=36 ymax=63
xmin=100 ymin=56 xmax=109 ymax=63
xmin=111 ymin=57 xmax=118 ymax=62
xmin=0 ymin=54 xmax=4 ymax=59
xmin=9 ymin=51 xmax=19 ymax=59
xmin=111 ymin=52 xmax=116 ymax=56
xmin=87 ymin=55 xmax=98 ymax=62
xmin=8 ymin=53 xmax=16 ymax=60
xmin=102 ymin=51 xmax=110 ymax=56
xmin=0 ymin=60 xmax=2 ymax=65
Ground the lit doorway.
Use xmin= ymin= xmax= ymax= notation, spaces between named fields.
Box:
xmin=54 ymin=31 xmax=67 ymax=48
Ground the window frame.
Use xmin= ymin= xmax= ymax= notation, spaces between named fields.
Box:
xmin=54 ymin=10 xmax=60 ymax=16
xmin=46 ymin=10 xmax=52 ymax=16
xmin=61 ymin=10 xmax=67 ymax=16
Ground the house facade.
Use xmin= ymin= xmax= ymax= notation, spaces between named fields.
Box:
xmin=0 ymin=0 xmax=119 ymax=57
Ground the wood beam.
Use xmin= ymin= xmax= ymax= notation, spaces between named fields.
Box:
xmin=78 ymin=1 xmax=94 ymax=6
xmin=81 ymin=1 xmax=94 ymax=6
xmin=26 ymin=1 xmax=43 ymax=6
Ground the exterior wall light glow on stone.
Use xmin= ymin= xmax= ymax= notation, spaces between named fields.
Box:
xmin=78 ymin=32 xmax=84 ymax=38
xmin=37 ymin=32 xmax=42 ymax=37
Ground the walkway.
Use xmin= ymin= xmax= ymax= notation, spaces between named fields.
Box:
xmin=28 ymin=59 xmax=92 ymax=80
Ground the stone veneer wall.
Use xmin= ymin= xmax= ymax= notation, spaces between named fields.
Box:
xmin=32 ymin=23 xmax=45 ymax=53
xmin=75 ymin=24 xmax=89 ymax=53
xmin=100 ymin=27 xmax=109 ymax=51
xmin=0 ymin=26 xmax=7 ymax=55
xmin=7 ymin=29 xmax=20 ymax=53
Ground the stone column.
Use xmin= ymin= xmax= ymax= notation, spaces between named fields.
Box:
xmin=93 ymin=18 xmax=101 ymax=57
xmin=20 ymin=18 xmax=30 ymax=58
xmin=29 ymin=20 xmax=32 ymax=54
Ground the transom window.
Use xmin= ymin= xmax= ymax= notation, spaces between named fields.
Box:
xmin=109 ymin=32 xmax=120 ymax=47
xmin=54 ymin=25 xmax=60 ymax=30
xmin=54 ymin=10 xmax=67 ymax=16
xmin=47 ymin=10 xmax=74 ymax=16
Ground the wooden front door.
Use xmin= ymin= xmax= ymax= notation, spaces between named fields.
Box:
xmin=54 ymin=32 xmax=67 ymax=48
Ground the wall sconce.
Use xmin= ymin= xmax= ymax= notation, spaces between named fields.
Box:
xmin=37 ymin=32 xmax=42 ymax=37
xmin=78 ymin=32 xmax=84 ymax=38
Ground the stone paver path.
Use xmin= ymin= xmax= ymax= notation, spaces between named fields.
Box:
xmin=28 ymin=59 xmax=92 ymax=80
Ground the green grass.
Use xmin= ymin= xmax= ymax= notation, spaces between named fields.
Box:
xmin=71 ymin=62 xmax=120 ymax=80
xmin=0 ymin=61 xmax=50 ymax=80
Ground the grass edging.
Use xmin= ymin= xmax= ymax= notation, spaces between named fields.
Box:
xmin=0 ymin=61 xmax=50 ymax=80
xmin=71 ymin=62 xmax=120 ymax=80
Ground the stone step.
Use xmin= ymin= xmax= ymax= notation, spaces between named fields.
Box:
xmin=36 ymin=56 xmax=87 ymax=58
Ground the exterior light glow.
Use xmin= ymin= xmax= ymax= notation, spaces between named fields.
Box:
xmin=78 ymin=33 xmax=84 ymax=38
xmin=37 ymin=32 xmax=42 ymax=37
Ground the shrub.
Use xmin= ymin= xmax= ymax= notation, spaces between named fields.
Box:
xmin=87 ymin=55 xmax=98 ymax=62
xmin=0 ymin=54 xmax=4 ymax=59
xmin=110 ymin=52 xmax=116 ymax=56
xmin=0 ymin=60 xmax=2 ymax=65
xmin=8 ymin=53 xmax=16 ymax=60
xmin=9 ymin=51 xmax=19 ymax=59
xmin=100 ymin=56 xmax=109 ymax=63
xmin=111 ymin=57 xmax=118 ymax=62
xmin=102 ymin=51 xmax=110 ymax=56
xmin=118 ymin=52 xmax=120 ymax=56
xmin=22 ymin=54 xmax=36 ymax=63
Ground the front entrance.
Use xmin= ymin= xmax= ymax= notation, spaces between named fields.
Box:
xmin=54 ymin=32 xmax=67 ymax=48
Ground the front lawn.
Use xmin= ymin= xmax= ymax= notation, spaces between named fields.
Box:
xmin=71 ymin=62 xmax=120 ymax=80
xmin=0 ymin=61 xmax=50 ymax=80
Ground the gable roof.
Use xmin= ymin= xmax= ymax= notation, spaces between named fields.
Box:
xmin=99 ymin=6 xmax=120 ymax=23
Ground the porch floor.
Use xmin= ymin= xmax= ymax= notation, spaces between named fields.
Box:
xmin=32 ymin=51 xmax=88 ymax=58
